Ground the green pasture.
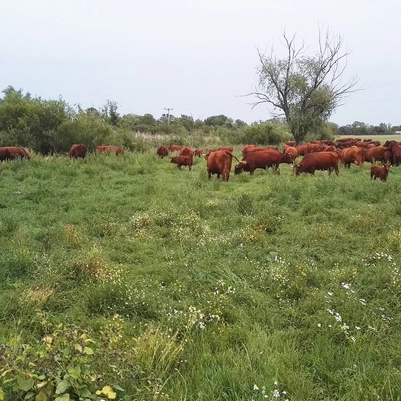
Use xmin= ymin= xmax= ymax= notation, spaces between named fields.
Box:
xmin=336 ymin=134 xmax=401 ymax=143
xmin=1 ymin=150 xmax=401 ymax=401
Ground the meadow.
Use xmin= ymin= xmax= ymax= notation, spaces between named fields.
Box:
xmin=1 ymin=148 xmax=401 ymax=401
xmin=336 ymin=134 xmax=401 ymax=143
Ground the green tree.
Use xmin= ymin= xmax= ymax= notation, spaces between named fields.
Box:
xmin=234 ymin=119 xmax=248 ymax=129
xmin=101 ymin=100 xmax=120 ymax=126
xmin=204 ymin=115 xmax=233 ymax=128
xmin=249 ymin=27 xmax=360 ymax=145
xmin=176 ymin=115 xmax=195 ymax=131
xmin=0 ymin=86 xmax=72 ymax=153
xmin=138 ymin=113 xmax=157 ymax=126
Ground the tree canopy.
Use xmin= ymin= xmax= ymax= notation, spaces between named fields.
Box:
xmin=249 ymin=27 xmax=360 ymax=144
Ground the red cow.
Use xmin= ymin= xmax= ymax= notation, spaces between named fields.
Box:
xmin=242 ymin=145 xmax=257 ymax=156
xmin=355 ymin=141 xmax=371 ymax=149
xmin=242 ymin=145 xmax=278 ymax=157
xmin=364 ymin=146 xmax=390 ymax=164
xmin=96 ymin=145 xmax=123 ymax=155
xmin=340 ymin=146 xmax=365 ymax=168
xmin=371 ymin=164 xmax=390 ymax=182
xmin=179 ymin=147 xmax=194 ymax=157
xmin=217 ymin=146 xmax=234 ymax=152
xmin=168 ymin=145 xmax=182 ymax=152
xmin=69 ymin=144 xmax=87 ymax=159
xmin=294 ymin=152 xmax=340 ymax=176
xmin=206 ymin=146 xmax=234 ymax=157
xmin=296 ymin=144 xmax=313 ymax=156
xmin=206 ymin=150 xmax=234 ymax=182
xmin=194 ymin=148 xmax=203 ymax=157
xmin=157 ymin=146 xmax=169 ymax=158
xmin=171 ymin=156 xmax=193 ymax=171
xmin=384 ymin=141 xmax=401 ymax=166
xmin=283 ymin=146 xmax=298 ymax=162
xmin=0 ymin=147 xmax=30 ymax=161
xmin=234 ymin=149 xmax=293 ymax=175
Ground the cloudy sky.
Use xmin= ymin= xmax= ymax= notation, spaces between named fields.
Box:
xmin=1 ymin=0 xmax=400 ymax=126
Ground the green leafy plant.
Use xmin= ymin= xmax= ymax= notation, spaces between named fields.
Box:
xmin=0 ymin=319 xmax=120 ymax=401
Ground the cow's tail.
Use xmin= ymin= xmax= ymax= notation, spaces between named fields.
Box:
xmin=226 ymin=152 xmax=241 ymax=163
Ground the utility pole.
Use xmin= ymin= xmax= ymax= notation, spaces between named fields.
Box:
xmin=164 ymin=107 xmax=173 ymax=125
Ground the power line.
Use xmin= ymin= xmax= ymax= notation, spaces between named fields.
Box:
xmin=164 ymin=107 xmax=173 ymax=125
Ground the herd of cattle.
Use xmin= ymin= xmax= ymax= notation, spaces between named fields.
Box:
xmin=0 ymin=144 xmax=123 ymax=161
xmin=0 ymin=138 xmax=399 ymax=183
xmin=157 ymin=138 xmax=401 ymax=182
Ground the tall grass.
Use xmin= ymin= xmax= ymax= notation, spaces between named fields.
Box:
xmin=1 ymin=149 xmax=401 ymax=400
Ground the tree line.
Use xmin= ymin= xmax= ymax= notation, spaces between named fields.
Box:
xmin=0 ymin=85 xmax=398 ymax=156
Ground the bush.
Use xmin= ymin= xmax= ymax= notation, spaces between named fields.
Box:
xmin=240 ymin=123 xmax=291 ymax=145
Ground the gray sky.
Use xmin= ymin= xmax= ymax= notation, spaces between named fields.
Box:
xmin=1 ymin=0 xmax=401 ymax=126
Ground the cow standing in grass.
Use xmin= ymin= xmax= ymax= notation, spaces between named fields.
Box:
xmin=206 ymin=150 xmax=234 ymax=182
xmin=69 ymin=144 xmax=87 ymax=159
xmin=0 ymin=147 xmax=30 ymax=161
xmin=371 ymin=164 xmax=390 ymax=182
xmin=96 ymin=146 xmax=123 ymax=155
xmin=294 ymin=152 xmax=340 ymax=176
xmin=157 ymin=146 xmax=169 ymax=158
xmin=171 ymin=156 xmax=193 ymax=171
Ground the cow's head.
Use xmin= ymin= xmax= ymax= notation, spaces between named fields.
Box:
xmin=280 ymin=153 xmax=293 ymax=164
xmin=234 ymin=161 xmax=246 ymax=174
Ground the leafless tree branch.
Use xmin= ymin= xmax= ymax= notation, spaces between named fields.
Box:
xmin=245 ymin=26 xmax=363 ymax=143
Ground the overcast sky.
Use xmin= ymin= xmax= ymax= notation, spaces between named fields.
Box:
xmin=1 ymin=0 xmax=400 ymax=126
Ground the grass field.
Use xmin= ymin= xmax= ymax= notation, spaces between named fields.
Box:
xmin=1 ymin=150 xmax=401 ymax=401
xmin=336 ymin=134 xmax=401 ymax=143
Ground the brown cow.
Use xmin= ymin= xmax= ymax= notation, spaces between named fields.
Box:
xmin=371 ymin=164 xmax=390 ymax=182
xmin=242 ymin=145 xmax=278 ymax=157
xmin=242 ymin=145 xmax=257 ymax=156
xmin=194 ymin=148 xmax=203 ymax=157
xmin=0 ymin=147 xmax=30 ymax=161
xmin=206 ymin=146 xmax=235 ymax=158
xmin=168 ymin=145 xmax=182 ymax=152
xmin=340 ymin=146 xmax=365 ymax=168
xmin=294 ymin=152 xmax=340 ymax=176
xmin=384 ymin=141 xmax=401 ymax=166
xmin=234 ymin=149 xmax=293 ymax=175
xmin=171 ymin=156 xmax=192 ymax=171
xmin=179 ymin=147 xmax=194 ymax=157
xmin=217 ymin=146 xmax=234 ymax=152
xmin=69 ymin=144 xmax=87 ymax=159
xmin=296 ymin=144 xmax=313 ymax=156
xmin=283 ymin=146 xmax=298 ymax=162
xmin=157 ymin=146 xmax=169 ymax=158
xmin=96 ymin=145 xmax=123 ymax=155
xmin=206 ymin=150 xmax=234 ymax=182
xmin=364 ymin=146 xmax=390 ymax=164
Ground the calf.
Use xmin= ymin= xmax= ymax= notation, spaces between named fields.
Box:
xmin=371 ymin=164 xmax=390 ymax=182
xmin=171 ymin=156 xmax=192 ymax=171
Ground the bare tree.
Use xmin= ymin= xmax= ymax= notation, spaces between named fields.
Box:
xmin=249 ymin=27 xmax=361 ymax=144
